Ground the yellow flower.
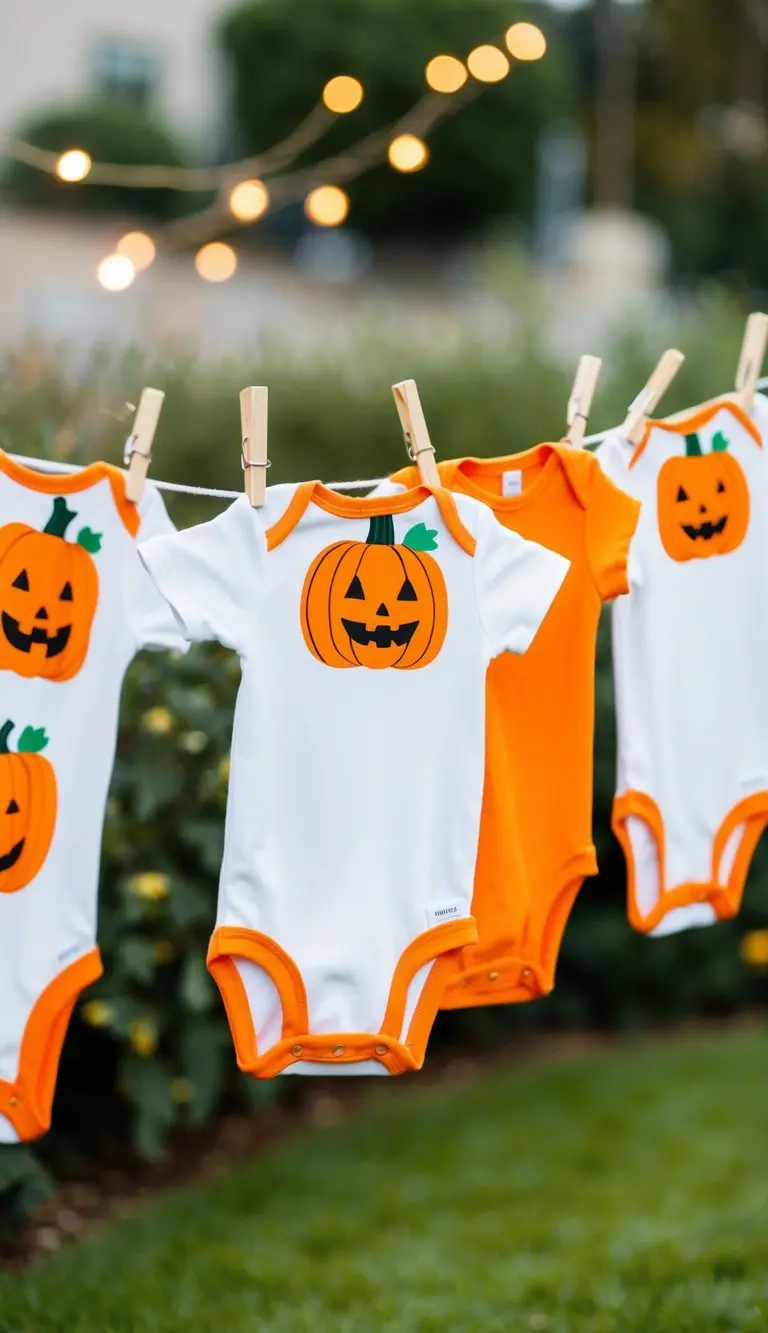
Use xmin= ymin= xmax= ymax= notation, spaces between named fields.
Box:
xmin=142 ymin=706 xmax=174 ymax=735
xmin=153 ymin=940 xmax=176 ymax=964
xmin=171 ymin=1077 xmax=194 ymax=1103
xmin=130 ymin=1019 xmax=157 ymax=1057
xmin=740 ymin=929 xmax=768 ymax=967
xmin=81 ymin=1000 xmax=112 ymax=1027
xmin=128 ymin=871 xmax=170 ymax=901
xmin=180 ymin=730 xmax=208 ymax=755
xmin=217 ymin=755 xmax=231 ymax=785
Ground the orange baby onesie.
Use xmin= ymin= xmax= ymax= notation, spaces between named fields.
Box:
xmin=383 ymin=445 xmax=640 ymax=1005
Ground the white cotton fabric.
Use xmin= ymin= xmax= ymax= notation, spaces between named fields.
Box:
xmin=0 ymin=473 xmax=184 ymax=1142
xmin=139 ymin=485 xmax=569 ymax=1073
xmin=598 ymin=398 xmax=768 ymax=936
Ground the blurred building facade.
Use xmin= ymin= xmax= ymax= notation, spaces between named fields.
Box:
xmin=4 ymin=0 xmax=228 ymax=151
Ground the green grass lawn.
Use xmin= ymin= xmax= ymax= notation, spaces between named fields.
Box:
xmin=2 ymin=1030 xmax=768 ymax=1333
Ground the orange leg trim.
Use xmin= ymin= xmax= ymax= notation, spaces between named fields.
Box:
xmin=613 ymin=790 xmax=768 ymax=933
xmin=440 ymin=851 xmax=597 ymax=1009
xmin=208 ymin=917 xmax=476 ymax=1078
xmin=0 ymin=948 xmax=103 ymax=1142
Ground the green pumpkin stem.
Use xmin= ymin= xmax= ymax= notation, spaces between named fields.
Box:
xmin=684 ymin=433 xmax=703 ymax=458
xmin=0 ymin=721 xmax=14 ymax=755
xmin=366 ymin=514 xmax=396 ymax=546
xmin=43 ymin=496 xmax=77 ymax=539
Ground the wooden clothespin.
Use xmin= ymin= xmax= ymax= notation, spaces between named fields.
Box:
xmin=563 ymin=356 xmax=601 ymax=448
xmin=124 ymin=388 xmax=164 ymax=504
xmin=391 ymin=379 xmax=440 ymax=487
xmin=240 ymin=386 xmax=269 ymax=507
xmin=735 ymin=312 xmax=768 ymax=412
xmin=622 ymin=348 xmax=685 ymax=445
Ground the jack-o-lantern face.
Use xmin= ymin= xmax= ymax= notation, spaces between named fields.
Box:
xmin=657 ymin=431 xmax=750 ymax=562
xmin=301 ymin=516 xmax=448 ymax=670
xmin=0 ymin=497 xmax=101 ymax=681
xmin=0 ymin=719 xmax=57 ymax=894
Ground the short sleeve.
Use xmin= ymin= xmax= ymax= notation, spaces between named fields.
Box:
xmin=592 ymin=442 xmax=642 ymax=599
xmin=472 ymin=505 xmax=570 ymax=657
xmin=137 ymin=497 xmax=264 ymax=653
xmin=121 ymin=484 xmax=189 ymax=655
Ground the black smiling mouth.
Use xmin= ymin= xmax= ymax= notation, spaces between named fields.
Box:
xmin=681 ymin=515 xmax=728 ymax=542
xmin=0 ymin=837 xmax=24 ymax=872
xmin=1 ymin=614 xmax=71 ymax=658
xmin=341 ymin=619 xmax=418 ymax=649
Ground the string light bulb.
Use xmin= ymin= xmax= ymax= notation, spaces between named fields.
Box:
xmin=116 ymin=231 xmax=156 ymax=271
xmin=97 ymin=254 xmax=136 ymax=292
xmin=387 ymin=134 xmax=429 ymax=173
xmin=56 ymin=149 xmax=92 ymax=182
xmin=229 ymin=178 xmax=270 ymax=222
xmin=195 ymin=242 xmax=237 ymax=282
xmin=304 ymin=185 xmax=349 ymax=227
xmin=505 ymin=23 xmax=547 ymax=62
xmin=322 ymin=76 xmax=364 ymax=114
xmin=466 ymin=45 xmax=510 ymax=83
xmin=425 ymin=55 xmax=468 ymax=94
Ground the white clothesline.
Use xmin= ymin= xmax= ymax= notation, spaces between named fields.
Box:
xmin=9 ymin=378 xmax=768 ymax=501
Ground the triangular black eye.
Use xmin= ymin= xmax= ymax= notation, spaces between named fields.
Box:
xmin=12 ymin=570 xmax=29 ymax=590
xmin=397 ymin=578 xmax=418 ymax=602
xmin=717 ymin=480 xmax=726 ymax=494
xmin=5 ymin=799 xmax=18 ymax=814
xmin=676 ymin=486 xmax=689 ymax=502
xmin=345 ymin=574 xmax=365 ymax=600
xmin=60 ymin=581 xmax=73 ymax=602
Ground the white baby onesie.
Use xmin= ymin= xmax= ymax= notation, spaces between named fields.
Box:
xmin=139 ymin=481 xmax=569 ymax=1077
xmin=0 ymin=457 xmax=185 ymax=1142
xmin=598 ymin=397 xmax=768 ymax=936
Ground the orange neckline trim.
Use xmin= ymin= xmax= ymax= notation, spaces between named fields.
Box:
xmin=266 ymin=480 xmax=476 ymax=556
xmin=613 ymin=789 xmax=768 ymax=933
xmin=447 ymin=444 xmax=564 ymax=513
xmin=629 ymin=398 xmax=762 ymax=470
xmin=0 ymin=453 xmax=139 ymax=537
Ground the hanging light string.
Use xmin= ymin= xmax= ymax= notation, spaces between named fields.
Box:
xmin=0 ymin=21 xmax=548 ymax=276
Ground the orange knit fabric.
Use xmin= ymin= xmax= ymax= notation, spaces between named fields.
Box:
xmin=388 ymin=444 xmax=640 ymax=1005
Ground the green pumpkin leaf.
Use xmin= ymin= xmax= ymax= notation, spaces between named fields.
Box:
xmin=17 ymin=726 xmax=49 ymax=755
xmin=402 ymin=522 xmax=439 ymax=551
xmin=76 ymin=527 xmax=102 ymax=553
xmin=712 ymin=430 xmax=730 ymax=453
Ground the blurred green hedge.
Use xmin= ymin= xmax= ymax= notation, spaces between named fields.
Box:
xmin=2 ymin=292 xmax=768 ymax=1233
xmin=3 ymin=101 xmax=209 ymax=221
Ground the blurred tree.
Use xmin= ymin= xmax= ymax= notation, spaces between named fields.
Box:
xmin=560 ymin=0 xmax=768 ymax=286
xmin=219 ymin=0 xmax=575 ymax=240
xmin=3 ymin=102 xmax=210 ymax=222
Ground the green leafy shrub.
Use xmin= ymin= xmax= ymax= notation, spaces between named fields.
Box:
xmin=3 ymin=101 xmax=208 ymax=221
xmin=1 ymin=289 xmax=767 ymax=1233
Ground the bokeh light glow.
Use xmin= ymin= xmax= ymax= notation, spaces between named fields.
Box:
xmin=116 ymin=231 xmax=156 ymax=271
xmin=195 ymin=242 xmax=237 ymax=282
xmin=304 ymin=185 xmax=350 ymax=227
xmin=229 ymin=179 xmax=270 ymax=222
xmin=467 ymin=45 xmax=510 ymax=83
xmin=425 ymin=55 xmax=468 ymax=94
xmin=56 ymin=149 xmax=92 ymax=182
xmin=97 ymin=254 xmax=136 ymax=292
xmin=387 ymin=134 xmax=429 ymax=173
xmin=322 ymin=76 xmax=364 ymax=114
xmin=505 ymin=23 xmax=547 ymax=62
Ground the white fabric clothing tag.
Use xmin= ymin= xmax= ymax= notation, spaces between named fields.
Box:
xmin=425 ymin=900 xmax=465 ymax=929
xmin=502 ymin=470 xmax=523 ymax=497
